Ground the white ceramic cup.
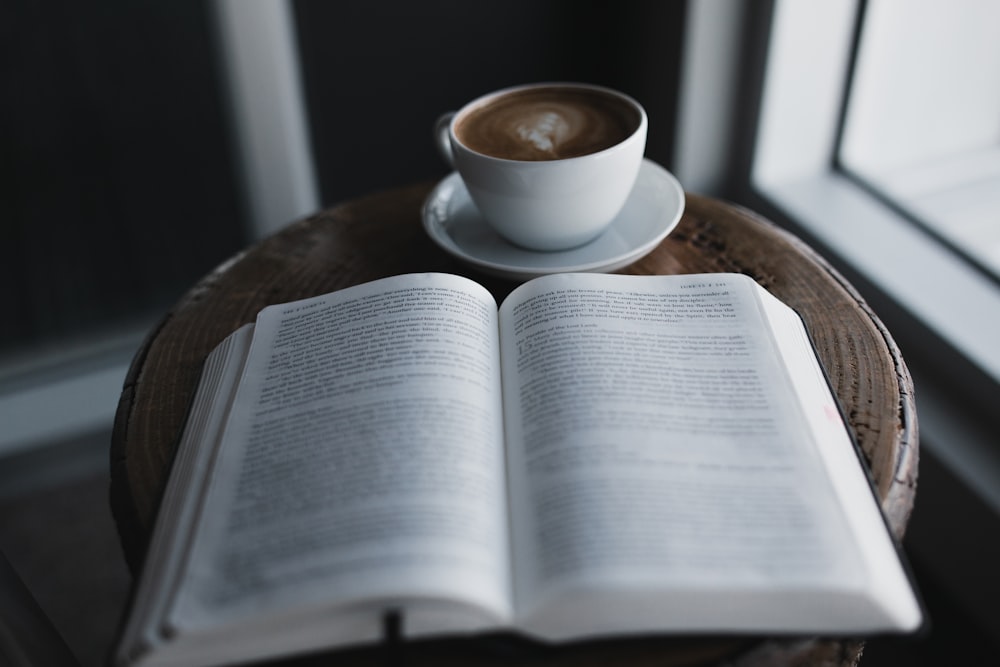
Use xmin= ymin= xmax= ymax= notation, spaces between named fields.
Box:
xmin=435 ymin=83 xmax=647 ymax=251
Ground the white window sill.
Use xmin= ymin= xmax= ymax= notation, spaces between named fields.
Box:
xmin=754 ymin=168 xmax=1000 ymax=515
xmin=0 ymin=329 xmax=146 ymax=460
xmin=845 ymin=145 xmax=1000 ymax=278
xmin=755 ymin=169 xmax=1000 ymax=386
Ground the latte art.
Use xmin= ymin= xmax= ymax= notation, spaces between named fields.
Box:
xmin=456 ymin=88 xmax=640 ymax=161
xmin=515 ymin=110 xmax=573 ymax=155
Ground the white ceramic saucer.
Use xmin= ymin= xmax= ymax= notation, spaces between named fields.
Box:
xmin=422 ymin=158 xmax=685 ymax=280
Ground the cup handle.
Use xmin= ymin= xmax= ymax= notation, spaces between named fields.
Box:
xmin=435 ymin=112 xmax=456 ymax=168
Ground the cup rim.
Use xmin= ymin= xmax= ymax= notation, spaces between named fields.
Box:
xmin=448 ymin=81 xmax=648 ymax=165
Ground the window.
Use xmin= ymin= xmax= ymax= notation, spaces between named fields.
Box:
xmin=839 ymin=0 xmax=1000 ymax=283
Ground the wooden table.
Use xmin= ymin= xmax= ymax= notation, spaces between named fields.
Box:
xmin=110 ymin=185 xmax=918 ymax=666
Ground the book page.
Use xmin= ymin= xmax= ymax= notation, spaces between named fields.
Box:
xmin=754 ymin=285 xmax=923 ymax=631
xmin=117 ymin=324 xmax=254 ymax=667
xmin=498 ymin=272 xmax=918 ymax=637
xmin=166 ymin=274 xmax=511 ymax=647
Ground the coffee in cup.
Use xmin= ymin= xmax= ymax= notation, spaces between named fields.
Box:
xmin=435 ymin=83 xmax=647 ymax=251
xmin=454 ymin=86 xmax=640 ymax=161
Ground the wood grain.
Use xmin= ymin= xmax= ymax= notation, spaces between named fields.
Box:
xmin=110 ymin=188 xmax=917 ymax=667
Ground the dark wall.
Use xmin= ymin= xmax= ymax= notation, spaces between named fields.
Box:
xmin=0 ymin=1 xmax=244 ymax=350
xmin=293 ymin=0 xmax=686 ymax=205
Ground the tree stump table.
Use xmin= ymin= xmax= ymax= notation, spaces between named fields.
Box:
xmin=111 ymin=186 xmax=918 ymax=666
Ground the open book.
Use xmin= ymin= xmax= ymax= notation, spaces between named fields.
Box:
xmin=116 ymin=272 xmax=922 ymax=667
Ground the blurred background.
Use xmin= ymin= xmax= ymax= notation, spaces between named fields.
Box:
xmin=1 ymin=1 xmax=998 ymax=665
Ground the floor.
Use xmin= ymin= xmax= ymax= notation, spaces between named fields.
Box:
xmin=0 ymin=431 xmax=131 ymax=667
xmin=1 ymin=432 xmax=997 ymax=667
